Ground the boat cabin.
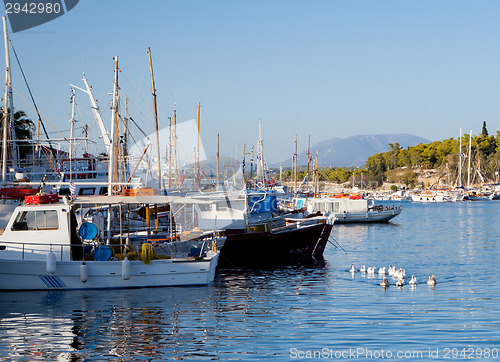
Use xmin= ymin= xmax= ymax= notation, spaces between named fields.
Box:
xmin=0 ymin=201 xmax=80 ymax=261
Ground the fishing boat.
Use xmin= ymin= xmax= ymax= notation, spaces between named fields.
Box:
xmin=290 ymin=196 xmax=402 ymax=223
xmin=0 ymin=195 xmax=219 ymax=290
xmin=183 ymin=189 xmax=332 ymax=268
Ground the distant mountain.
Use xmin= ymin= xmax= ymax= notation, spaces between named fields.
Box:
xmin=281 ymin=134 xmax=430 ymax=168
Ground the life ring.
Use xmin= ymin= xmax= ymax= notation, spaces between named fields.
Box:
xmin=112 ymin=185 xmax=122 ymax=194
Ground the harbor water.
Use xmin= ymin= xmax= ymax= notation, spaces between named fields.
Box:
xmin=1 ymin=201 xmax=500 ymax=360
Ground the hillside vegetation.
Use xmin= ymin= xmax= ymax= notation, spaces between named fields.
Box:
xmin=278 ymin=122 xmax=500 ymax=189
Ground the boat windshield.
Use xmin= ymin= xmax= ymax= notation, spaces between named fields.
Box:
xmin=11 ymin=210 xmax=59 ymax=231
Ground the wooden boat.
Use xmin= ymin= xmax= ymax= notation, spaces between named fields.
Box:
xmin=184 ymin=190 xmax=332 ymax=268
xmin=0 ymin=195 xmax=219 ymax=290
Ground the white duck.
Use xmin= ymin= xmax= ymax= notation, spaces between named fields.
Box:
xmin=378 ymin=267 xmax=386 ymax=275
xmin=360 ymin=265 xmax=367 ymax=273
xmin=349 ymin=264 xmax=356 ymax=273
xmin=409 ymin=276 xmax=417 ymax=286
xmin=396 ymin=278 xmax=404 ymax=287
xmin=427 ymin=275 xmax=437 ymax=286
xmin=388 ymin=265 xmax=395 ymax=276
xmin=367 ymin=266 xmax=376 ymax=274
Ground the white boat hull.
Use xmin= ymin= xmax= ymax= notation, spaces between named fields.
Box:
xmin=0 ymin=253 xmax=219 ymax=290
xmin=333 ymin=208 xmax=402 ymax=223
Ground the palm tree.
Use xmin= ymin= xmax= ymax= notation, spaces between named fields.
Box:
xmin=0 ymin=109 xmax=35 ymax=160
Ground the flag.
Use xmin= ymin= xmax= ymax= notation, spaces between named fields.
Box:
xmin=69 ymin=181 xmax=76 ymax=195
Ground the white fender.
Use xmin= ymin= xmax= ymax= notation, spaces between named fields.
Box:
xmin=79 ymin=262 xmax=88 ymax=283
xmin=122 ymin=257 xmax=131 ymax=280
xmin=46 ymin=251 xmax=56 ymax=275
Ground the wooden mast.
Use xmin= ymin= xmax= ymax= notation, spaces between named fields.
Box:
xmin=148 ymin=47 xmax=162 ymax=191
xmin=107 ymin=56 xmax=119 ymax=196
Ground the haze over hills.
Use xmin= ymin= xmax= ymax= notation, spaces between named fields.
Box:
xmin=280 ymin=134 xmax=431 ymax=168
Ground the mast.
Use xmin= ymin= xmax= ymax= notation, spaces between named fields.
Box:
xmin=168 ymin=116 xmax=172 ymax=189
xmin=306 ymin=135 xmax=311 ymax=193
xmin=279 ymin=155 xmax=282 ymax=183
xmin=173 ymin=104 xmax=178 ymax=186
xmin=314 ymin=151 xmax=319 ymax=197
xmin=122 ymin=96 xmax=129 ymax=181
xmin=69 ymin=88 xmax=76 ymax=159
xmin=1 ymin=16 xmax=11 ymax=183
xmin=107 ymin=56 xmax=119 ymax=196
xmin=467 ymin=130 xmax=472 ymax=188
xmin=294 ymin=135 xmax=297 ymax=194
xmin=196 ymin=102 xmax=200 ymax=190
xmin=458 ymin=127 xmax=462 ymax=187
xmin=148 ymin=47 xmax=162 ymax=190
xmin=68 ymin=88 xmax=76 ymax=180
xmin=258 ymin=119 xmax=265 ymax=186
xmin=217 ymin=133 xmax=220 ymax=188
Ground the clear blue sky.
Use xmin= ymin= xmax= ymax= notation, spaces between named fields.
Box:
xmin=4 ymin=0 xmax=500 ymax=164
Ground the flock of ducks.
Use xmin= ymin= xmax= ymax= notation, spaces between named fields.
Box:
xmin=350 ymin=264 xmax=437 ymax=288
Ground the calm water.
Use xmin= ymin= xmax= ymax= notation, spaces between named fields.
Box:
xmin=1 ymin=201 xmax=500 ymax=361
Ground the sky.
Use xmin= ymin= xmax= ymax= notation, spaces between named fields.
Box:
xmin=3 ymin=0 xmax=500 ymax=165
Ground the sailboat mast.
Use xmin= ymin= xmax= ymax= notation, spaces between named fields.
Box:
xmin=294 ymin=135 xmax=297 ymax=194
xmin=69 ymin=89 xmax=76 ymax=157
xmin=314 ymin=151 xmax=319 ymax=197
xmin=467 ymin=130 xmax=472 ymax=188
xmin=196 ymin=102 xmax=200 ymax=190
xmin=216 ymin=133 xmax=220 ymax=188
xmin=458 ymin=127 xmax=462 ymax=187
xmin=306 ymin=135 xmax=311 ymax=193
xmin=258 ymin=119 xmax=265 ymax=186
xmin=168 ymin=116 xmax=172 ymax=189
xmin=69 ymin=88 xmax=76 ymax=180
xmin=173 ymin=104 xmax=178 ymax=186
xmin=148 ymin=47 xmax=162 ymax=191
xmin=279 ymin=155 xmax=282 ymax=183
xmin=1 ymin=16 xmax=10 ymax=183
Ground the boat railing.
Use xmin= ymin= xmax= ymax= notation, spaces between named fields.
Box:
xmin=0 ymin=236 xmax=218 ymax=262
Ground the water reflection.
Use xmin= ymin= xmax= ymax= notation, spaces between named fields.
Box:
xmin=0 ymin=263 xmax=331 ymax=361
xmin=0 ymin=286 xmax=218 ymax=360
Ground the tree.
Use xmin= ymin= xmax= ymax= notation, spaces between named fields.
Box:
xmin=0 ymin=109 xmax=36 ymax=159
xmin=482 ymin=121 xmax=489 ymax=137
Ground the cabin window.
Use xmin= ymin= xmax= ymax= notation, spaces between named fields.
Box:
xmin=198 ymin=204 xmax=212 ymax=211
xmin=11 ymin=210 xmax=59 ymax=231
xmin=215 ymin=203 xmax=227 ymax=211
xmin=79 ymin=187 xmax=96 ymax=196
